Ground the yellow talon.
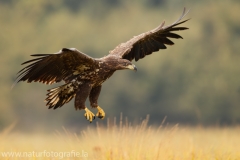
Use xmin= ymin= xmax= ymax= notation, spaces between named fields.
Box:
xmin=96 ymin=106 xmax=105 ymax=119
xmin=84 ymin=107 xmax=95 ymax=123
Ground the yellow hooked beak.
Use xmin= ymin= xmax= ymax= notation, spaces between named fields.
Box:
xmin=126 ymin=64 xmax=137 ymax=72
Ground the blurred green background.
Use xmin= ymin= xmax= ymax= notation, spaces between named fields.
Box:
xmin=1 ymin=0 xmax=240 ymax=132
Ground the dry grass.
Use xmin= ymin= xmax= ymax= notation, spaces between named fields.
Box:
xmin=1 ymin=116 xmax=240 ymax=160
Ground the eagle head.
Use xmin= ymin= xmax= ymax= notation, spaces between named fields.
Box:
xmin=117 ymin=59 xmax=137 ymax=72
xmin=103 ymin=56 xmax=137 ymax=72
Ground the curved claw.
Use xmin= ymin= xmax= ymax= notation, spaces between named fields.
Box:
xmin=84 ymin=108 xmax=95 ymax=123
xmin=96 ymin=106 xmax=105 ymax=119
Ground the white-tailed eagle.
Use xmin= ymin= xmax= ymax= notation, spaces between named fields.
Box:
xmin=14 ymin=8 xmax=190 ymax=122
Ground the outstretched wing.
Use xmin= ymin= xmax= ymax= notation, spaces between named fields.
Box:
xmin=109 ymin=8 xmax=190 ymax=61
xmin=14 ymin=48 xmax=96 ymax=86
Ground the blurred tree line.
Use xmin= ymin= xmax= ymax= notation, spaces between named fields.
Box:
xmin=0 ymin=0 xmax=240 ymax=131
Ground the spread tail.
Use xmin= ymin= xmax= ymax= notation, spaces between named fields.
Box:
xmin=46 ymin=82 xmax=78 ymax=109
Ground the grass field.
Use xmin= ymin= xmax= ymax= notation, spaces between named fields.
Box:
xmin=1 ymin=116 xmax=240 ymax=160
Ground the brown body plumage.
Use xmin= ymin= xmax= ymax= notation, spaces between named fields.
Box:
xmin=14 ymin=8 xmax=190 ymax=122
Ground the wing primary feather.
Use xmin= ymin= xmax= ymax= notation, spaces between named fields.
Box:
xmin=163 ymin=38 xmax=174 ymax=45
xmin=140 ymin=40 xmax=150 ymax=56
xmin=26 ymin=63 xmax=52 ymax=82
xmin=168 ymin=19 xmax=190 ymax=28
xmin=134 ymin=50 xmax=140 ymax=61
xmin=11 ymin=73 xmax=27 ymax=88
xmin=163 ymin=33 xmax=183 ymax=39
xmin=152 ymin=35 xmax=167 ymax=49
xmin=17 ymin=62 xmax=40 ymax=74
xmin=21 ymin=57 xmax=44 ymax=65
xmin=147 ymin=39 xmax=156 ymax=53
xmin=150 ymin=38 xmax=167 ymax=50
xmin=31 ymin=54 xmax=52 ymax=57
xmin=134 ymin=44 xmax=140 ymax=57
xmin=167 ymin=27 xmax=189 ymax=32
xmin=128 ymin=43 xmax=140 ymax=61
xmin=16 ymin=67 xmax=31 ymax=79
xmin=149 ymin=38 xmax=163 ymax=52
xmin=170 ymin=7 xmax=190 ymax=26
xmin=139 ymin=45 xmax=146 ymax=58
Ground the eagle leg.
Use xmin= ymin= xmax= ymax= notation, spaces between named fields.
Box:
xmin=75 ymin=83 xmax=95 ymax=123
xmin=89 ymin=86 xmax=105 ymax=119
xmin=96 ymin=106 xmax=105 ymax=119
xmin=84 ymin=107 xmax=95 ymax=123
